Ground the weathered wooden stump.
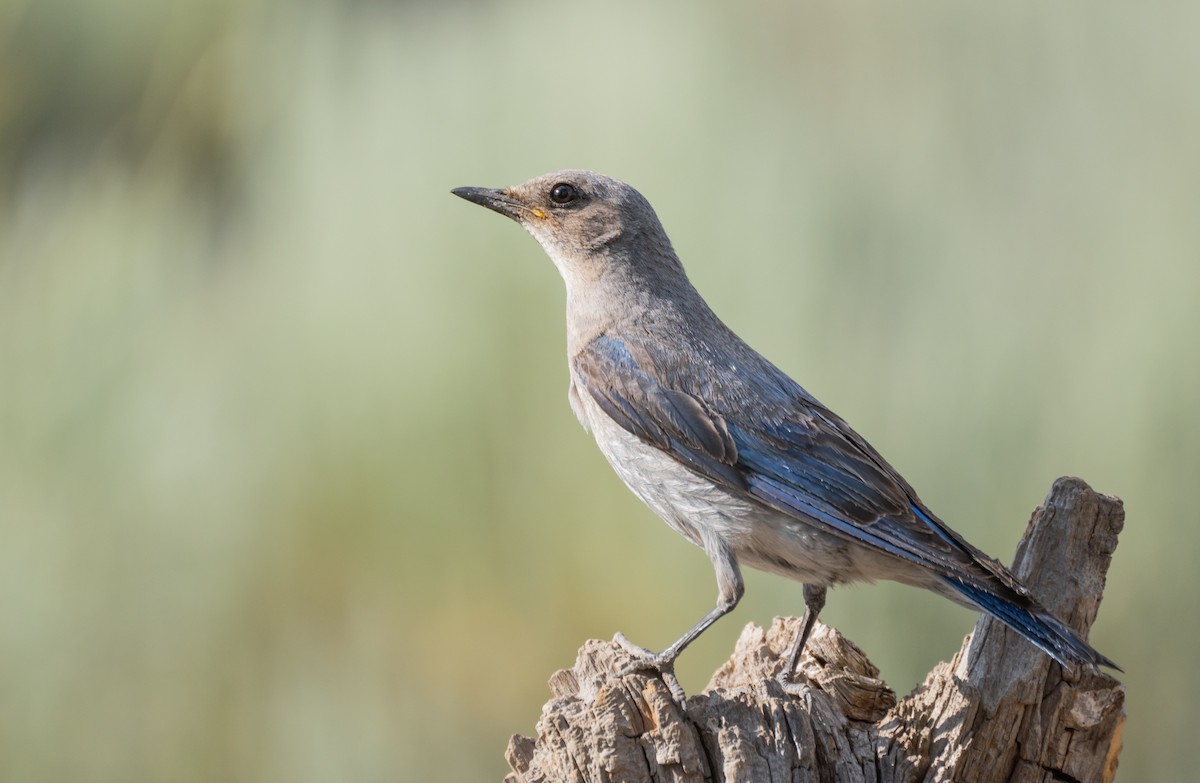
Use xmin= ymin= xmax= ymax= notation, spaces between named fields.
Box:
xmin=505 ymin=477 xmax=1125 ymax=783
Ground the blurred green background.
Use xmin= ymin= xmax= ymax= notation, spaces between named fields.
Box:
xmin=1 ymin=0 xmax=1196 ymax=779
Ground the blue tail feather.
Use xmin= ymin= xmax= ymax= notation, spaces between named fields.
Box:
xmin=944 ymin=578 xmax=1120 ymax=671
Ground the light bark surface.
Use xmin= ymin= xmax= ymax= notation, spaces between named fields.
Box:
xmin=504 ymin=477 xmax=1125 ymax=783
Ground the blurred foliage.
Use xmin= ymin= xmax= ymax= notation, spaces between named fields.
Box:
xmin=1 ymin=0 xmax=1197 ymax=780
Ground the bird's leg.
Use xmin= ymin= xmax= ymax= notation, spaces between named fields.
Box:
xmin=780 ymin=584 xmax=827 ymax=684
xmin=614 ymin=536 xmax=743 ymax=677
xmin=613 ymin=603 xmax=737 ymax=671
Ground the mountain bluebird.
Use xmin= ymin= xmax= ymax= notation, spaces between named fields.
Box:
xmin=452 ymin=170 xmax=1116 ymax=679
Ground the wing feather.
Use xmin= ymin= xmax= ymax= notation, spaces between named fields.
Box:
xmin=573 ymin=334 xmax=1021 ymax=591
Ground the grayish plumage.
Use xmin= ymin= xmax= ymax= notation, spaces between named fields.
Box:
xmin=451 ymin=170 xmax=1117 ymax=680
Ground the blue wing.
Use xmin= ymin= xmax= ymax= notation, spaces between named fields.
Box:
xmin=572 ymin=334 xmax=1116 ymax=669
xmin=573 ymin=334 xmax=982 ymax=578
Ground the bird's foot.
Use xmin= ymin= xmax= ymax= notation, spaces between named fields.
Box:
xmin=776 ymin=665 xmax=815 ymax=701
xmin=612 ymin=632 xmax=675 ymax=673
xmin=612 ymin=632 xmax=687 ymax=703
xmin=775 ymin=651 xmax=818 ymax=702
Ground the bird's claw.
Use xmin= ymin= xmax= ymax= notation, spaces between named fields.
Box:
xmin=612 ymin=632 xmax=676 ymax=675
xmin=776 ymin=666 xmax=815 ymax=702
xmin=611 ymin=633 xmax=688 ymax=703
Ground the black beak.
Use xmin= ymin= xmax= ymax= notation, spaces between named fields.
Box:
xmin=451 ymin=186 xmax=528 ymax=221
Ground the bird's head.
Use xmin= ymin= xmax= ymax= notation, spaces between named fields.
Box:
xmin=452 ymin=170 xmax=680 ymax=293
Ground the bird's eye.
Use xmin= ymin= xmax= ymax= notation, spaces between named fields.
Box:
xmin=549 ymin=183 xmax=579 ymax=205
